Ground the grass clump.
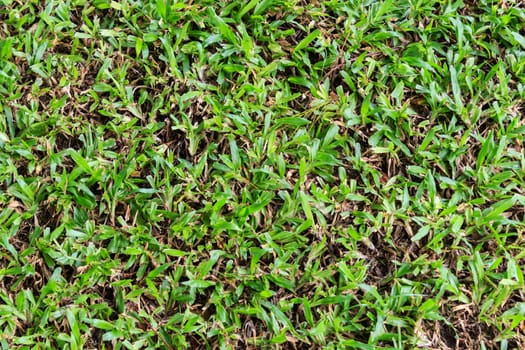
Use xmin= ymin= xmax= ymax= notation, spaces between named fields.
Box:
xmin=0 ymin=0 xmax=524 ymax=349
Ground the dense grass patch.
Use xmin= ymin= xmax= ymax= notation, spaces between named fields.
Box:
xmin=0 ymin=0 xmax=524 ymax=348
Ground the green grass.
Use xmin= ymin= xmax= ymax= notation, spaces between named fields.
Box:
xmin=0 ymin=0 xmax=524 ymax=348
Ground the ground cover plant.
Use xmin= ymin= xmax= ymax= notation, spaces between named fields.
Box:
xmin=0 ymin=0 xmax=524 ymax=348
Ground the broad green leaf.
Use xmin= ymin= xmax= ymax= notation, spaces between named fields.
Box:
xmin=294 ymin=29 xmax=320 ymax=52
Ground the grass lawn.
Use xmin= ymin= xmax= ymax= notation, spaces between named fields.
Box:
xmin=1 ymin=0 xmax=524 ymax=348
